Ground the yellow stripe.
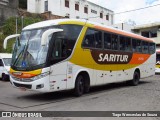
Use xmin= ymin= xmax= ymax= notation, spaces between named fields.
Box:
xmin=59 ymin=21 xmax=94 ymax=28
xmin=10 ymin=68 xmax=42 ymax=76
xmin=156 ymin=65 xmax=160 ymax=68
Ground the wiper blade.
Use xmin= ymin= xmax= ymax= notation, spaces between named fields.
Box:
xmin=13 ymin=45 xmax=26 ymax=66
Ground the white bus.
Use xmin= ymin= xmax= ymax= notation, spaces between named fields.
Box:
xmin=3 ymin=19 xmax=156 ymax=96
xmin=156 ymin=49 xmax=160 ymax=73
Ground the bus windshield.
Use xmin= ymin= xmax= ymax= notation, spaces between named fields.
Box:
xmin=11 ymin=27 xmax=51 ymax=70
xmin=11 ymin=24 xmax=83 ymax=70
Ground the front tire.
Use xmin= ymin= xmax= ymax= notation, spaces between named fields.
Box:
xmin=130 ymin=71 xmax=140 ymax=86
xmin=2 ymin=74 xmax=9 ymax=81
xmin=74 ymin=75 xmax=85 ymax=97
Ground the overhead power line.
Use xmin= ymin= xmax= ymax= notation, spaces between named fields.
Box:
xmin=81 ymin=3 xmax=160 ymax=20
xmin=114 ymin=3 xmax=160 ymax=15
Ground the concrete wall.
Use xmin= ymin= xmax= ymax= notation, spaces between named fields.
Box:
xmin=0 ymin=0 xmax=18 ymax=25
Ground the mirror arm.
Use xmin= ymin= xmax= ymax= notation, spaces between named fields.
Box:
xmin=3 ymin=34 xmax=20 ymax=49
xmin=41 ymin=29 xmax=63 ymax=46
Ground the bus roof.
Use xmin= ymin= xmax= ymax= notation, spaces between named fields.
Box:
xmin=23 ymin=19 xmax=154 ymax=43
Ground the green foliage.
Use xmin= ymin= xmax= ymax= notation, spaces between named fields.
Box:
xmin=0 ymin=16 xmax=43 ymax=53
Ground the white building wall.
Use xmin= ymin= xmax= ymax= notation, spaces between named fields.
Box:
xmin=113 ymin=23 xmax=134 ymax=33
xmin=27 ymin=0 xmax=114 ymax=25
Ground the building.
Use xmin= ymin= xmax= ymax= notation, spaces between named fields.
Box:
xmin=113 ymin=23 xmax=134 ymax=32
xmin=0 ymin=0 xmax=18 ymax=25
xmin=132 ymin=22 xmax=160 ymax=48
xmin=27 ymin=0 xmax=114 ymax=25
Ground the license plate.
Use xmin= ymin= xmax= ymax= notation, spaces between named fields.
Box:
xmin=19 ymin=87 xmax=27 ymax=91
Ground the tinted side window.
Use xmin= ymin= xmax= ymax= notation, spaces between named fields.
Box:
xmin=149 ymin=43 xmax=155 ymax=54
xmin=95 ymin=31 xmax=102 ymax=48
xmin=126 ymin=37 xmax=132 ymax=52
xmin=142 ymin=41 xmax=149 ymax=54
xmin=111 ymin=34 xmax=118 ymax=50
xmin=119 ymin=36 xmax=125 ymax=51
xmin=136 ymin=40 xmax=142 ymax=53
xmin=132 ymin=39 xmax=137 ymax=52
xmin=51 ymin=25 xmax=82 ymax=64
xmin=82 ymin=29 xmax=102 ymax=49
xmin=104 ymin=32 xmax=111 ymax=49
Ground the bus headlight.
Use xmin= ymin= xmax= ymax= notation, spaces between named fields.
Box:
xmin=31 ymin=72 xmax=50 ymax=81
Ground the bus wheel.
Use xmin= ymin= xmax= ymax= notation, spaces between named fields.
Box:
xmin=130 ymin=71 xmax=140 ymax=86
xmin=74 ymin=75 xmax=84 ymax=97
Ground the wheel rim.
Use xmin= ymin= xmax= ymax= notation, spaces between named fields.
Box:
xmin=134 ymin=73 xmax=139 ymax=84
xmin=79 ymin=77 xmax=84 ymax=94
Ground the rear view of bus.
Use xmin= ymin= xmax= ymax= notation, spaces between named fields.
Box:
xmin=156 ymin=50 xmax=160 ymax=73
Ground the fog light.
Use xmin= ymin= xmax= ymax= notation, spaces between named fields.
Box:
xmin=36 ymin=84 xmax=44 ymax=89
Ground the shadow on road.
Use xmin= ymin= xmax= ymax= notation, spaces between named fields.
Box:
xmin=20 ymin=80 xmax=151 ymax=102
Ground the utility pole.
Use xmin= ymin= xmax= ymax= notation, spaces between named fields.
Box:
xmin=21 ymin=16 xmax=24 ymax=30
xmin=16 ymin=15 xmax=18 ymax=34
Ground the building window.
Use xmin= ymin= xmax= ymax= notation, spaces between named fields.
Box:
xmin=84 ymin=7 xmax=88 ymax=14
xmin=91 ymin=9 xmax=97 ymax=14
xmin=44 ymin=1 xmax=48 ymax=12
xmin=106 ymin=15 xmax=109 ymax=20
xmin=141 ymin=30 xmax=157 ymax=38
xmin=141 ymin=31 xmax=149 ymax=38
xmin=100 ymin=13 xmax=103 ymax=18
xmin=150 ymin=30 xmax=157 ymax=37
xmin=75 ymin=4 xmax=79 ymax=11
xmin=65 ymin=0 xmax=69 ymax=8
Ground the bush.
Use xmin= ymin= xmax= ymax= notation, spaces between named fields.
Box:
xmin=0 ymin=16 xmax=43 ymax=53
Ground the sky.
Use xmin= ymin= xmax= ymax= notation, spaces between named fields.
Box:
xmin=87 ymin=0 xmax=160 ymax=25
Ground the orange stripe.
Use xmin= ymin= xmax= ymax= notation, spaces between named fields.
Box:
xmin=129 ymin=53 xmax=150 ymax=64
xmin=94 ymin=25 xmax=154 ymax=43
xmin=10 ymin=68 xmax=42 ymax=78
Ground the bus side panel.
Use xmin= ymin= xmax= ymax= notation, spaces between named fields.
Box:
xmin=50 ymin=62 xmax=68 ymax=91
xmin=67 ymin=63 xmax=95 ymax=90
xmin=141 ymin=54 xmax=155 ymax=78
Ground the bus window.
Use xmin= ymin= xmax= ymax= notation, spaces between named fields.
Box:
xmin=119 ymin=36 xmax=125 ymax=51
xmin=95 ymin=31 xmax=102 ymax=49
xmin=82 ymin=29 xmax=102 ymax=49
xmin=142 ymin=41 xmax=149 ymax=54
xmin=111 ymin=34 xmax=118 ymax=50
xmin=51 ymin=25 xmax=82 ymax=64
xmin=104 ymin=32 xmax=111 ymax=49
xmin=149 ymin=43 xmax=155 ymax=54
xmin=126 ymin=37 xmax=131 ymax=52
xmin=136 ymin=40 xmax=142 ymax=53
xmin=132 ymin=39 xmax=137 ymax=52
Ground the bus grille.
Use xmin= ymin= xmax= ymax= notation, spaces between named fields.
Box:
xmin=13 ymin=82 xmax=32 ymax=89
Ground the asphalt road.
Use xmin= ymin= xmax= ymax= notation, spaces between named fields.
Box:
xmin=0 ymin=75 xmax=160 ymax=120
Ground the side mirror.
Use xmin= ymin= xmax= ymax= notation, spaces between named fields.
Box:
xmin=3 ymin=34 xmax=20 ymax=49
xmin=41 ymin=29 xmax=63 ymax=46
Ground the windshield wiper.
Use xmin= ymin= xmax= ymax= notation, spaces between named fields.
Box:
xmin=13 ymin=45 xmax=26 ymax=66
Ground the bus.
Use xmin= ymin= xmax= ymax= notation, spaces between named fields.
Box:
xmin=156 ymin=49 xmax=160 ymax=73
xmin=3 ymin=19 xmax=156 ymax=96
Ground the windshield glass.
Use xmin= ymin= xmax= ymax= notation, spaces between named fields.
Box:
xmin=11 ymin=27 xmax=52 ymax=70
xmin=11 ymin=24 xmax=83 ymax=71
xmin=3 ymin=58 xmax=11 ymax=66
